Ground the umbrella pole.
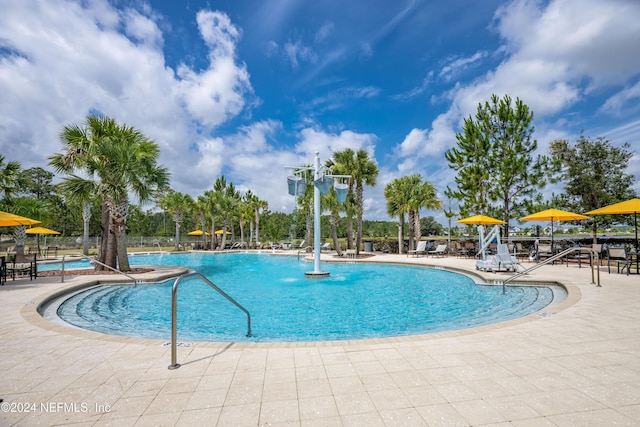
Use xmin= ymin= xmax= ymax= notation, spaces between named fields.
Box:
xmin=551 ymin=220 xmax=554 ymax=255
xmin=635 ymin=212 xmax=638 ymax=254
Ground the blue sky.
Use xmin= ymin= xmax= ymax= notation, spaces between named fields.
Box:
xmin=1 ymin=0 xmax=639 ymax=223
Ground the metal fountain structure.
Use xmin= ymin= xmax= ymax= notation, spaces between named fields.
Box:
xmin=286 ymin=151 xmax=350 ymax=278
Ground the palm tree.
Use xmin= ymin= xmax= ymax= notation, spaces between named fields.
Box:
xmin=0 ymin=155 xmax=21 ymax=201
xmin=244 ymin=190 xmax=268 ymax=248
xmin=50 ymin=114 xmax=169 ymax=271
xmin=200 ymin=189 xmax=219 ymax=250
xmin=159 ymin=191 xmax=194 ymax=250
xmin=409 ymin=177 xmax=441 ymax=244
xmin=195 ymin=195 xmax=210 ymax=249
xmin=56 ymin=178 xmax=97 ymax=256
xmin=384 ymin=177 xmax=409 ymax=254
xmin=294 ymin=168 xmax=314 ymax=250
xmin=321 ymin=187 xmax=344 ymax=256
xmin=331 ymin=149 xmax=378 ymax=255
xmin=4 ymin=197 xmax=46 ymax=259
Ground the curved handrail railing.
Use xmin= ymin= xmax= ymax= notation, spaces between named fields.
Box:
xmin=60 ymin=253 xmax=141 ymax=284
xmin=169 ymin=271 xmax=251 ymax=369
xmin=499 ymin=247 xmax=600 ymax=293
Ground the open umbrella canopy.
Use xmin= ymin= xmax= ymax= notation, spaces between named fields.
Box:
xmin=586 ymin=198 xmax=640 ymax=253
xmin=214 ymin=229 xmax=232 ymax=235
xmin=0 ymin=211 xmax=41 ymax=227
xmin=585 ymin=198 xmax=640 ymax=215
xmin=25 ymin=226 xmax=60 ymax=235
xmin=457 ymin=215 xmax=505 ymax=225
xmin=520 ymin=208 xmax=589 ymax=252
xmin=187 ymin=230 xmax=210 ymax=236
xmin=519 ymin=208 xmax=588 ymax=222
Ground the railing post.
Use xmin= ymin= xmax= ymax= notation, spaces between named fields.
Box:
xmin=168 ymin=272 xmax=251 ymax=369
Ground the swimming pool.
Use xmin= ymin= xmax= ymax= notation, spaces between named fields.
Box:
xmin=46 ymin=253 xmax=560 ymax=342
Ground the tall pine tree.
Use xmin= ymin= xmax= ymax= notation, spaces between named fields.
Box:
xmin=445 ymin=94 xmax=549 ymax=237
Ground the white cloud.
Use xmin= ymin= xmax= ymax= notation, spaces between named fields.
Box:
xmin=296 ymin=128 xmax=377 ymax=161
xmin=0 ymin=1 xmax=254 ymax=201
xmin=284 ymin=40 xmax=316 ymax=68
xmin=600 ymin=82 xmax=640 ymax=115
xmin=394 ymin=0 xmax=640 ymax=185
xmin=176 ymin=10 xmax=253 ymax=128
xmin=439 ymin=51 xmax=488 ymax=81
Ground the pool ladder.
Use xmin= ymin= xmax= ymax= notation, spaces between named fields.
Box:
xmin=169 ymin=271 xmax=251 ymax=369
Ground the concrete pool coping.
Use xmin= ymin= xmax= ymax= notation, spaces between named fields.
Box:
xmin=1 ymin=252 xmax=639 ymax=425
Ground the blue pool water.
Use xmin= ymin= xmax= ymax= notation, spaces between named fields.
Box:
xmin=50 ymin=253 xmax=557 ymax=342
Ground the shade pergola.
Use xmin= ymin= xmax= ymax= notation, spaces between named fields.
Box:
xmin=586 ymin=198 xmax=640 ymax=253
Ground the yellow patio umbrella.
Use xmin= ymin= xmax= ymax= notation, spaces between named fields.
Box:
xmin=456 ymin=214 xmax=505 ymax=225
xmin=187 ymin=230 xmax=211 ymax=236
xmin=586 ymin=198 xmax=640 ymax=252
xmin=25 ymin=226 xmax=61 ymax=235
xmin=519 ymin=208 xmax=589 ymax=251
xmin=0 ymin=211 xmax=41 ymax=226
xmin=457 ymin=215 xmax=506 ymax=259
xmin=214 ymin=229 xmax=232 ymax=235
xmin=26 ymin=226 xmax=60 ymax=255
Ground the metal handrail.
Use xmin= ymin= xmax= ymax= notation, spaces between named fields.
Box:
xmin=500 ymin=247 xmax=600 ymax=292
xmin=60 ymin=253 xmax=141 ymax=284
xmin=169 ymin=271 xmax=251 ymax=369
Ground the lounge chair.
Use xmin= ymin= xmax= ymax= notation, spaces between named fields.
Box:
xmin=454 ymin=241 xmax=466 ymax=258
xmin=407 ymin=240 xmax=427 ymax=257
xmin=6 ymin=253 xmax=37 ymax=281
xmin=0 ymin=256 xmax=6 ymax=285
xmin=428 ymin=244 xmax=447 ymax=257
xmin=509 ymin=242 xmax=528 ymax=261
xmin=536 ymin=244 xmax=553 ymax=262
xmin=476 ymin=244 xmax=522 ymax=272
xmin=320 ymin=242 xmax=331 ymax=251
xmin=607 ymin=247 xmax=630 ymax=275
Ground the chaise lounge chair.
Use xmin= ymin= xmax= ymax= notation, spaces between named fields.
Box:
xmin=428 ymin=244 xmax=448 ymax=257
xmin=476 ymin=244 xmax=522 ymax=272
xmin=407 ymin=240 xmax=427 ymax=257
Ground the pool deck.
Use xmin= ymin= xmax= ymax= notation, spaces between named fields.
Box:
xmin=1 ymin=252 xmax=639 ymax=426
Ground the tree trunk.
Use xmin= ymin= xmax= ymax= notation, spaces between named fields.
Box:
xmin=330 ymin=212 xmax=342 ymax=256
xmin=13 ymin=225 xmax=26 ymax=259
xmin=407 ymin=211 xmax=415 ymax=251
xmin=82 ymin=202 xmax=91 ymax=256
xmin=305 ymin=211 xmax=312 ymax=251
xmin=175 ymin=222 xmax=181 ymax=250
xmin=356 ymin=184 xmax=364 ymax=255
xmin=113 ymin=202 xmax=130 ymax=272
xmin=255 ymin=209 xmax=260 ymax=245
xmin=96 ymin=200 xmax=109 ymax=268
xmin=397 ymin=215 xmax=404 ymax=254
xmin=414 ymin=209 xmax=421 ymax=244
xmin=200 ymin=212 xmax=206 ymax=249
xmin=210 ymin=217 xmax=216 ymax=250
